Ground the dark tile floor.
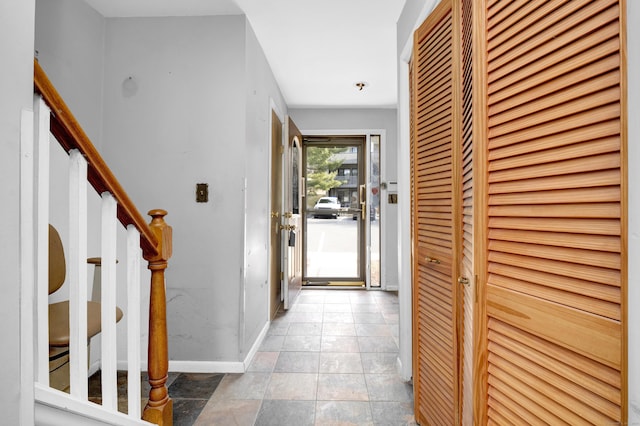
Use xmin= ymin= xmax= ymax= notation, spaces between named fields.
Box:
xmin=88 ymin=370 xmax=224 ymax=425
xmin=170 ymin=373 xmax=226 ymax=425
xmin=89 ymin=289 xmax=415 ymax=425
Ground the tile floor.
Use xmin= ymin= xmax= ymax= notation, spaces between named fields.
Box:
xmin=89 ymin=289 xmax=416 ymax=425
xmin=194 ymin=289 xmax=416 ymax=425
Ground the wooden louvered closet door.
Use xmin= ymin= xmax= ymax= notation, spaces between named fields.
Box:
xmin=411 ymin=0 xmax=463 ymax=424
xmin=476 ymin=0 xmax=627 ymax=423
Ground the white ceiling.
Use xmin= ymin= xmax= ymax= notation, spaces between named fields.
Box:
xmin=83 ymin=0 xmax=406 ymax=108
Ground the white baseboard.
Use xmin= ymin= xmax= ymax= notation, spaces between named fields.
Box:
xmin=243 ymin=320 xmax=270 ymax=370
xmin=396 ymin=355 xmax=411 ymax=382
xmin=168 ymin=360 xmax=245 ymax=373
xmin=112 ymin=320 xmax=272 ymax=375
xmin=384 ymin=283 xmax=399 ymax=291
xmin=115 ymin=360 xmax=245 ymax=374
xmin=88 ymin=361 xmax=101 ymax=377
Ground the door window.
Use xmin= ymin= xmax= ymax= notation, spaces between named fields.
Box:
xmin=303 ymin=139 xmax=364 ymax=283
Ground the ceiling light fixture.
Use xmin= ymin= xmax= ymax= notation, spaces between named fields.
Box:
xmin=354 ymin=81 xmax=368 ymax=91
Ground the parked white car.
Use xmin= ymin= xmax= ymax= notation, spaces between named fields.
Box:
xmin=313 ymin=196 xmax=341 ymax=219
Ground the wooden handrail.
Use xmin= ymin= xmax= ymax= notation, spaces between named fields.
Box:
xmin=33 ymin=60 xmax=158 ymax=258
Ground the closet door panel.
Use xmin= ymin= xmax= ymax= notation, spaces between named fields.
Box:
xmin=479 ymin=0 xmax=626 ymax=423
xmin=411 ymin=0 xmax=463 ymax=424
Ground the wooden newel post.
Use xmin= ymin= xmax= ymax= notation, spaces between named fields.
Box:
xmin=142 ymin=209 xmax=173 ymax=425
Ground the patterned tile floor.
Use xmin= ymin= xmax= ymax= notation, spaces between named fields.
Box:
xmin=90 ymin=289 xmax=416 ymax=425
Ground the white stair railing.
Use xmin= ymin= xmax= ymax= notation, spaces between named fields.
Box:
xmin=28 ymin=60 xmax=173 ymax=425
xmin=30 ymin=94 xmax=149 ymax=425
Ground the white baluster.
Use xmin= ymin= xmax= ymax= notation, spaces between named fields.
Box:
xmin=101 ymin=193 xmax=118 ymax=410
xmin=68 ymin=149 xmax=89 ymax=399
xmin=34 ymin=95 xmax=50 ymax=386
xmin=127 ymin=225 xmax=142 ymax=418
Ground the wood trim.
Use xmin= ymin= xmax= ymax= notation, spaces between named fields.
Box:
xmin=618 ymin=0 xmax=628 ymax=419
xmin=460 ymin=0 xmax=475 ymax=421
xmin=472 ymin=0 xmax=489 ymax=424
xmin=410 ymin=30 xmax=420 ymax=425
xmin=33 ymin=60 xmax=158 ymax=258
xmin=451 ymin=0 xmax=464 ymax=422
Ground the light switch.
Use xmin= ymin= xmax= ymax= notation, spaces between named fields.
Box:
xmin=196 ymin=183 xmax=209 ymax=203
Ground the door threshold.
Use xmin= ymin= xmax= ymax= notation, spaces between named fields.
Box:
xmin=304 ymin=281 xmax=365 ymax=288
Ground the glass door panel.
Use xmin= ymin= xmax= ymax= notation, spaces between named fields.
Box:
xmin=303 ymin=138 xmax=364 ymax=284
xmin=369 ymin=135 xmax=381 ymax=287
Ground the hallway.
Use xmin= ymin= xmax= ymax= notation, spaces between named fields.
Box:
xmin=190 ymin=289 xmax=415 ymax=425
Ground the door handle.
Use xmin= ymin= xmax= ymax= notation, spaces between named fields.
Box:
xmin=425 ymin=256 xmax=440 ymax=264
xmin=359 ymin=184 xmax=366 ymax=222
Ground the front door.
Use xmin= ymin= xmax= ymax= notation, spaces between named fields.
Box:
xmin=269 ymin=110 xmax=283 ymax=319
xmin=302 ymin=136 xmax=366 ymax=286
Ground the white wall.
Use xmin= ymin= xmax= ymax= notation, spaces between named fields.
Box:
xmin=0 ymin=0 xmax=35 ymax=422
xmin=33 ymin=3 xmax=289 ymax=367
xmin=289 ymin=107 xmax=399 ymax=289
xmin=35 ymin=0 xmax=105 ymax=147
xmin=242 ymin=23 xmax=288 ymax=357
xmin=628 ymin=1 xmax=640 ymax=421
xmin=101 ymin=15 xmax=248 ymax=363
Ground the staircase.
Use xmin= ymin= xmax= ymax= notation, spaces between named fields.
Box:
xmin=24 ymin=60 xmax=173 ymax=425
